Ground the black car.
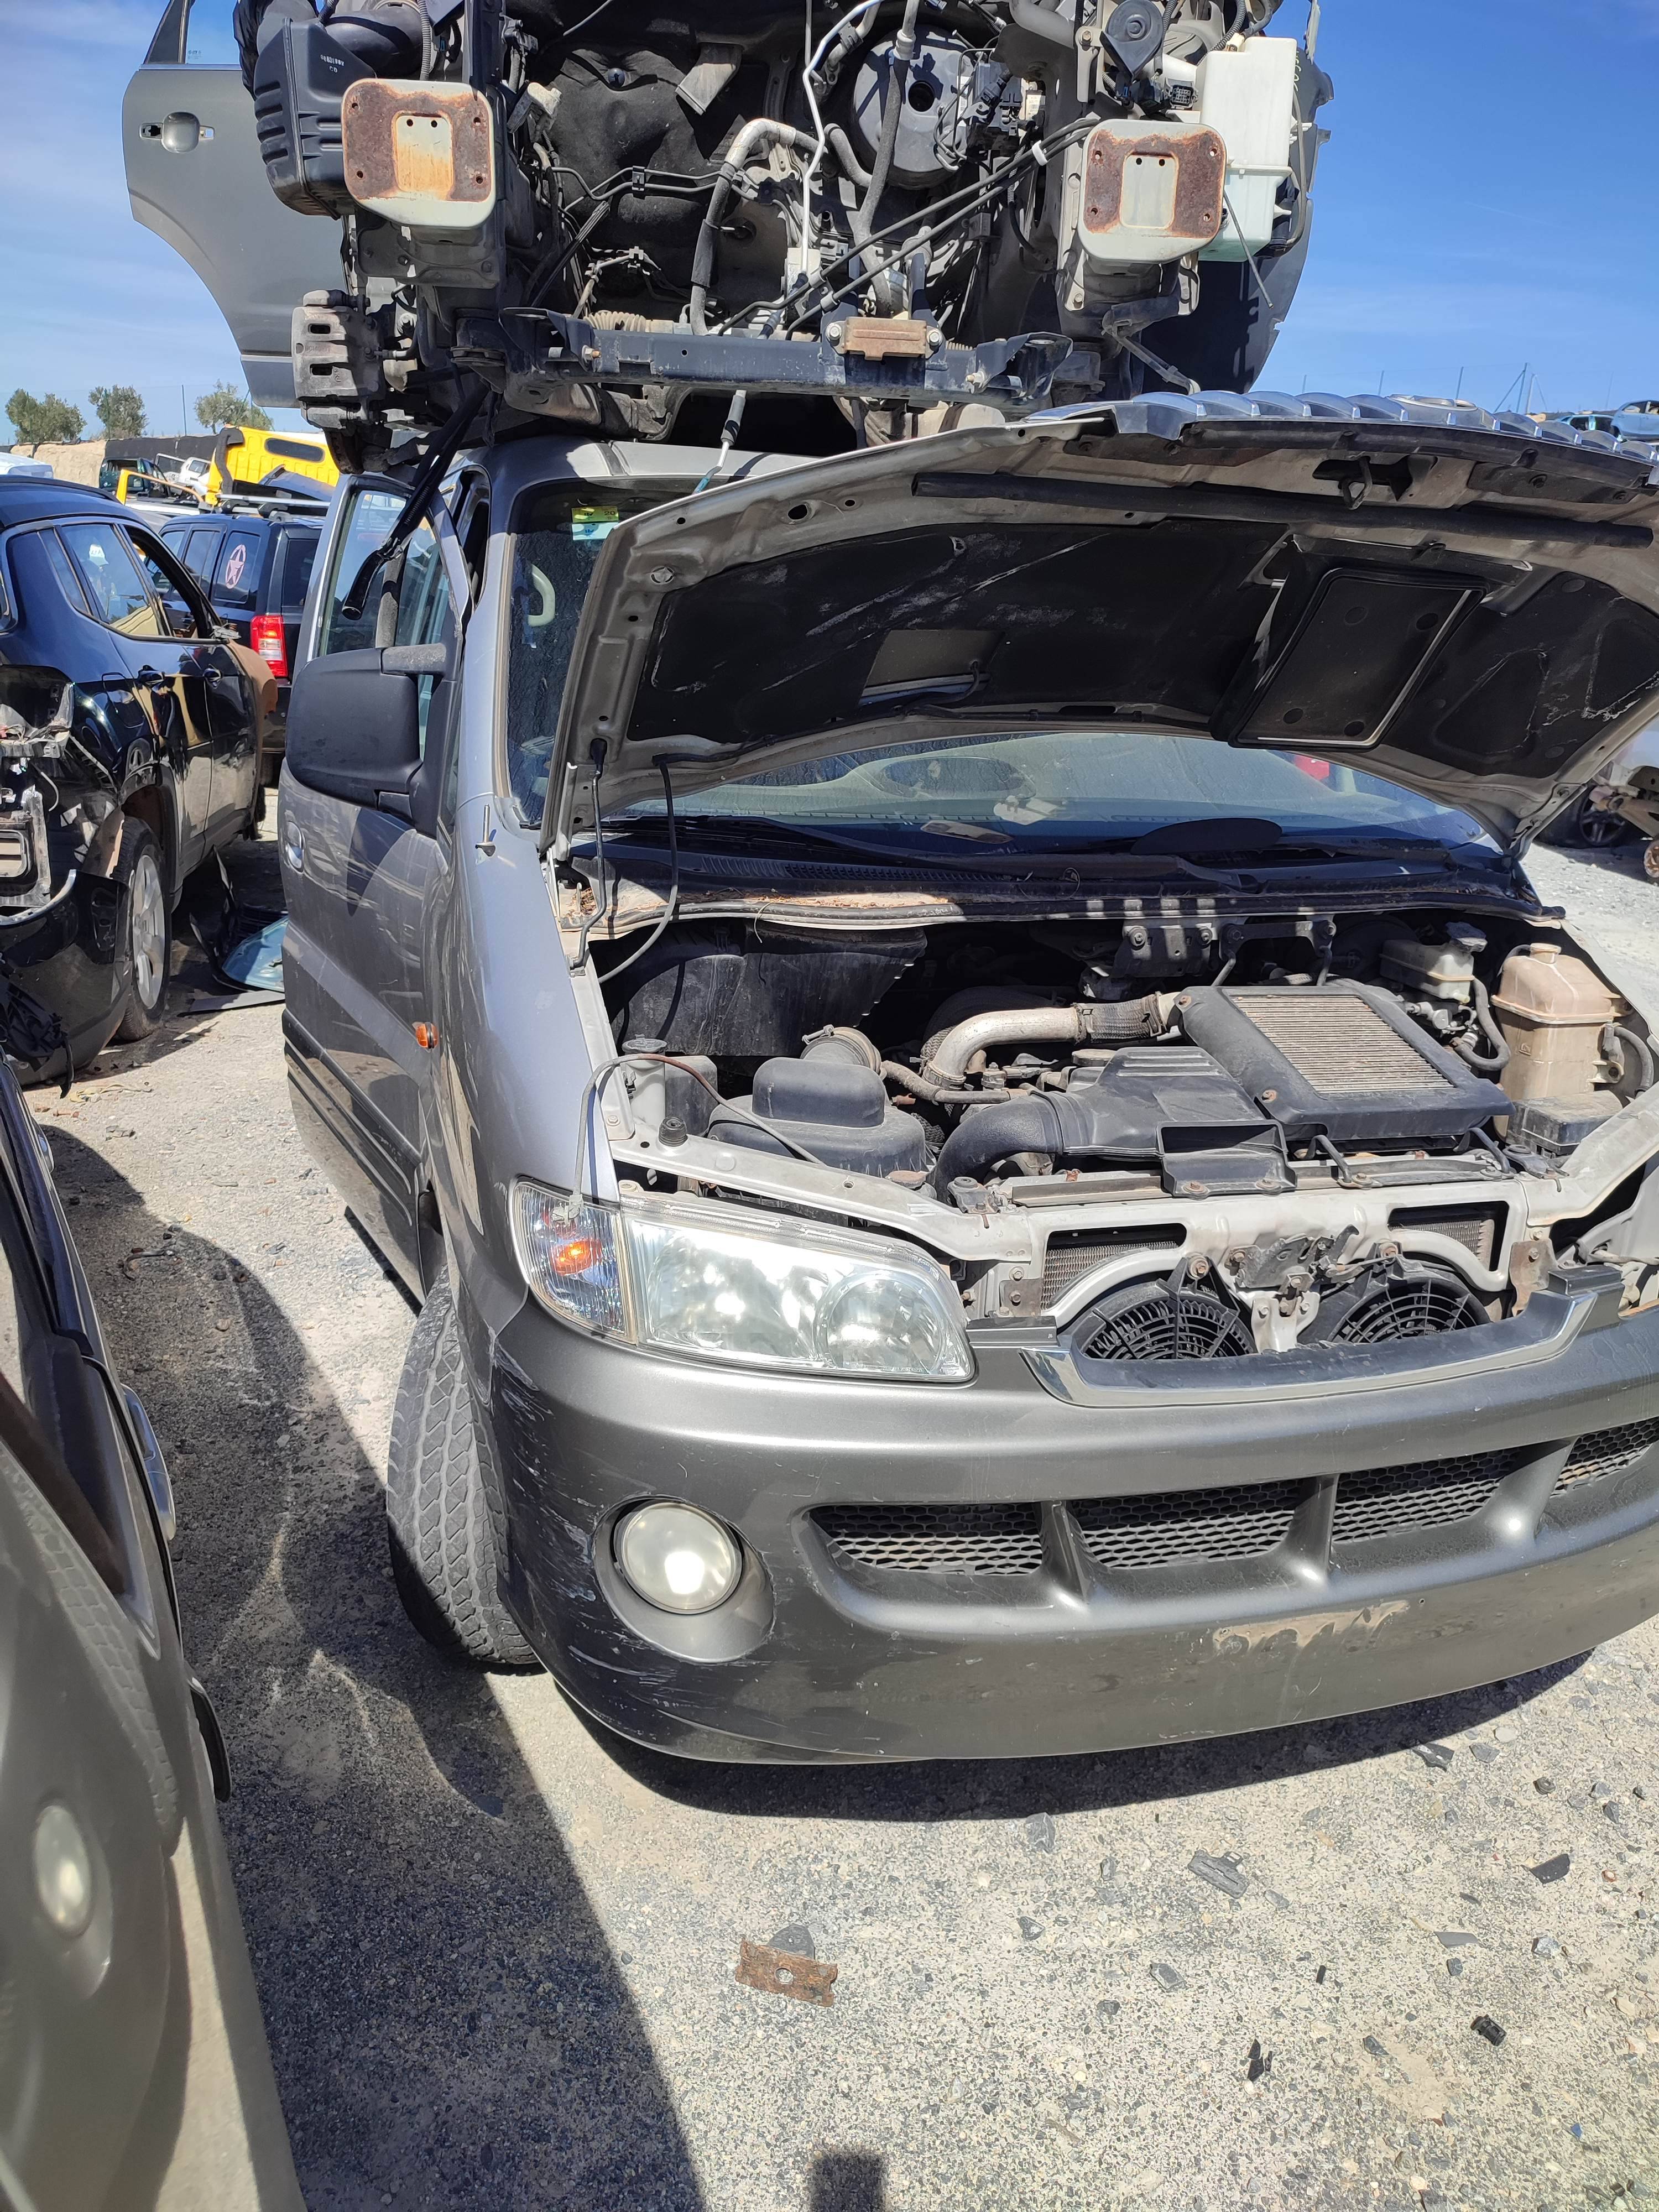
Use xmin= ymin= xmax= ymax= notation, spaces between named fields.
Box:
xmin=161 ymin=508 xmax=322 ymax=773
xmin=0 ymin=479 xmax=263 ymax=1075
xmin=0 ymin=1060 xmax=300 ymax=2203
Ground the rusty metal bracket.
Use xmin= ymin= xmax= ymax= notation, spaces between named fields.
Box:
xmin=735 ymin=1940 xmax=838 ymax=2007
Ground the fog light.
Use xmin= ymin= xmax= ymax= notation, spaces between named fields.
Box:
xmin=615 ymin=1502 xmax=742 ymax=1615
xmin=33 ymin=1802 xmax=93 ymax=1938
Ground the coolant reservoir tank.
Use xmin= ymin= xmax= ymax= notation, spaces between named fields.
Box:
xmin=1491 ymin=943 xmax=1622 ymax=1104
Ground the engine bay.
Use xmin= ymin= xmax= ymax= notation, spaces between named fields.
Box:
xmin=583 ymin=901 xmax=1659 ymax=1359
xmin=232 ymin=0 xmax=1331 ymax=453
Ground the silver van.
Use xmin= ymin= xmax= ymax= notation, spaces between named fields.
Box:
xmin=278 ymin=393 xmax=1659 ymax=1762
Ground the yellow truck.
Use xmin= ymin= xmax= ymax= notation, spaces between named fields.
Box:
xmin=181 ymin=426 xmax=340 ymax=504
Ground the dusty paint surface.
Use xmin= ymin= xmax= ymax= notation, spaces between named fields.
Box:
xmin=39 ymin=827 xmax=1659 ymax=2210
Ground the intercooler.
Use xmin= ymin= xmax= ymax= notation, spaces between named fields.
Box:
xmin=1178 ymin=982 xmax=1510 ymax=1144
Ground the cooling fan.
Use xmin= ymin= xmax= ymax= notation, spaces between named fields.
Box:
xmin=1306 ymin=1262 xmax=1488 ymax=1346
xmin=1079 ymin=1281 xmax=1255 ymax=1363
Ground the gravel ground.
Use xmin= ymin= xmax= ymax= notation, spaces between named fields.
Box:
xmin=36 ymin=827 xmax=1659 ymax=2212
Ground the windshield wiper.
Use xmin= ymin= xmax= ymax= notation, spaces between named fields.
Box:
xmin=1245 ymin=838 xmax=1478 ymax=867
xmin=603 ymin=816 xmax=976 ymax=864
xmin=602 ymin=815 xmax=1252 ymax=884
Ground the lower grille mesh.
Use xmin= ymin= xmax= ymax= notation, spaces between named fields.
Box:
xmin=814 ymin=1502 xmax=1043 ymax=1574
xmin=1331 ymin=1448 xmax=1520 ymax=1543
xmin=1558 ymin=1417 xmax=1659 ymax=1489
xmin=813 ymin=1423 xmax=1654 ymax=1582
xmin=1071 ymin=1480 xmax=1305 ymax=1569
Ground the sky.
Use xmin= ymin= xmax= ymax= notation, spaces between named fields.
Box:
xmin=2 ymin=0 xmax=1658 ymax=442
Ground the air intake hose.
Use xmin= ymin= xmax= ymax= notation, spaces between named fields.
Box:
xmin=932 ymin=1097 xmax=1067 ymax=1191
xmin=921 ymin=996 xmax=1162 ymax=1086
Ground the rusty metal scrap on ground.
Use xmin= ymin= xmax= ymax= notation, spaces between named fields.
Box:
xmin=735 ymin=1940 xmax=838 ymax=2008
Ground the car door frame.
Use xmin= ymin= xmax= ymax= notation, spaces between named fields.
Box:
xmin=51 ymin=515 xmax=218 ymax=890
xmin=280 ymin=473 xmax=476 ymax=1291
xmin=123 ymin=0 xmax=342 ymax=406
xmin=122 ymin=521 xmax=260 ymax=874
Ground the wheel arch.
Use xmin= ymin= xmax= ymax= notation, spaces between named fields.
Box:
xmin=120 ymin=780 xmax=179 ymax=904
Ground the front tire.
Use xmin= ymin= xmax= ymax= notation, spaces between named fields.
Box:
xmin=113 ymin=821 xmax=169 ymax=1042
xmin=385 ymin=1277 xmax=536 ymax=1666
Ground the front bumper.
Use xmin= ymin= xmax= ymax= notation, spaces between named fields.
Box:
xmin=481 ymin=1286 xmax=1659 ymax=1764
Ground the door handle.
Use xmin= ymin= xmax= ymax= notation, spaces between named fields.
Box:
xmin=143 ymin=112 xmax=213 ymax=153
xmin=283 ymin=822 xmax=305 ymax=873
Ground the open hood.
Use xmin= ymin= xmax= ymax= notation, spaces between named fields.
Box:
xmin=542 ymin=392 xmax=1659 ymax=857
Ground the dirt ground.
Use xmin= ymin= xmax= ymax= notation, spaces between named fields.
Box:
xmin=35 ymin=825 xmax=1659 ymax=2212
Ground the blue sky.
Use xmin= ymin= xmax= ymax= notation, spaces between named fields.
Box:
xmin=2 ymin=0 xmax=1657 ymax=439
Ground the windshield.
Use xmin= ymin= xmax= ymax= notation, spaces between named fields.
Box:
xmin=606 ymin=730 xmax=1491 ymax=859
xmin=505 ymin=480 xmax=684 ymax=821
xmin=504 ymin=487 xmax=1494 ymax=856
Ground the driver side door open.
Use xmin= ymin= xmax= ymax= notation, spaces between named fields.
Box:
xmin=278 ymin=480 xmax=467 ymax=1287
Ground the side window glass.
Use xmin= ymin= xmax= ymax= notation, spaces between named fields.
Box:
xmin=127 ymin=532 xmax=204 ymax=640
xmin=180 ymin=528 xmax=218 ymax=583
xmin=212 ymin=530 xmax=262 ymax=608
xmin=395 ymin=528 xmax=451 ymax=649
xmin=58 ymin=525 xmax=165 ymax=640
xmin=318 ymin=491 xmax=446 ymax=656
xmin=40 ymin=531 xmax=90 ymax=617
xmin=182 ymin=0 xmax=238 ymax=64
xmin=280 ymin=532 xmax=319 ymax=610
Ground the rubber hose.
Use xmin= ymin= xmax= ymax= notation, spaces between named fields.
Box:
xmin=932 ymin=1096 xmax=1065 ymax=1189
xmin=825 ymin=124 xmax=874 ymax=191
xmin=1452 ymin=976 xmax=1511 ymax=1074
xmin=883 ymin=1060 xmax=1012 ymax=1107
xmin=691 ymin=122 xmax=813 ymax=334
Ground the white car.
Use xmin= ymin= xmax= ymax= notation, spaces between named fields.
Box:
xmin=0 ymin=456 xmax=54 ymax=479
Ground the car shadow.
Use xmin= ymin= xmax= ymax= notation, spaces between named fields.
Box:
xmin=807 ymin=2150 xmax=888 ymax=2211
xmin=46 ymin=1125 xmax=705 ymax=2212
xmin=581 ymin=1636 xmax=1588 ymax=1828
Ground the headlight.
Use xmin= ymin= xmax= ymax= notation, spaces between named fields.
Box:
xmin=615 ymin=1501 xmax=742 ymax=1614
xmin=511 ymin=1182 xmax=973 ymax=1383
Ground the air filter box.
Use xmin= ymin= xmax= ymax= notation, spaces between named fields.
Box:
xmin=1178 ymin=982 xmax=1510 ymax=1144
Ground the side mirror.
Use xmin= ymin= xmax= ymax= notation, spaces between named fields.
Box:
xmin=285 ymin=644 xmax=447 ymax=812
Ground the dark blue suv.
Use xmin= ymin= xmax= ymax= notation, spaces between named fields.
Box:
xmin=0 ymin=479 xmax=261 ymax=1074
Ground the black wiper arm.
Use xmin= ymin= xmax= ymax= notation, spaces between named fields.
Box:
xmin=604 ymin=816 xmax=963 ymax=863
